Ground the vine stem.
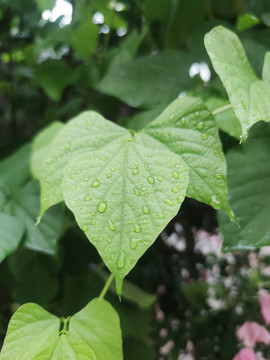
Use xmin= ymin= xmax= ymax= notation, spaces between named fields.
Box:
xmin=99 ymin=273 xmax=114 ymax=300
xmin=212 ymin=103 xmax=232 ymax=115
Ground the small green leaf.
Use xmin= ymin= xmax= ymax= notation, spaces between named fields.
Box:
xmin=0 ymin=298 xmax=122 ymax=359
xmin=0 ymin=213 xmax=24 ymax=263
xmin=219 ymin=122 xmax=270 ymax=251
xmin=36 ymin=97 xmax=232 ymax=294
xmin=236 ymin=13 xmax=260 ymax=32
xmin=204 ymin=26 xmax=270 ymax=140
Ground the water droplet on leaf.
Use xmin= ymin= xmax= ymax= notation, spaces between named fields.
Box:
xmin=163 ymin=199 xmax=175 ymax=206
xmin=117 ymin=251 xmax=125 ymax=269
xmin=147 ymin=176 xmax=155 ymax=184
xmin=134 ymin=224 xmax=141 ymax=233
xmin=91 ymin=180 xmax=100 ymax=187
xmin=142 ymin=206 xmax=150 ymax=214
xmin=97 ymin=202 xmax=107 ymax=213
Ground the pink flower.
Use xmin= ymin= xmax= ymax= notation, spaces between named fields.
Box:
xmin=236 ymin=322 xmax=270 ymax=347
xmin=259 ymin=294 xmax=270 ymax=324
xmin=233 ymin=348 xmax=257 ymax=360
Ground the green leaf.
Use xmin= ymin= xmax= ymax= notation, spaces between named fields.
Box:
xmin=34 ymin=60 xmax=77 ymax=101
xmin=0 ymin=145 xmax=63 ymax=257
xmin=70 ymin=21 xmax=99 ymax=59
xmin=204 ymin=26 xmax=270 ymax=140
xmin=70 ymin=298 xmax=122 ymax=360
xmin=0 ymin=298 xmax=122 ymax=359
xmin=36 ymin=97 xmax=231 ymax=294
xmin=31 ymin=121 xmax=64 ymax=179
xmin=0 ymin=213 xmax=24 ymax=263
xmin=236 ymin=13 xmax=260 ymax=31
xmin=97 ymin=51 xmax=192 ymax=108
xmin=219 ymin=122 xmax=270 ymax=251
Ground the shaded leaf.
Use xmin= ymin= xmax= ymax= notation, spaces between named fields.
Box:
xmin=219 ymin=122 xmax=270 ymax=251
xmin=97 ymin=51 xmax=192 ymax=108
xmin=0 ymin=213 xmax=24 ymax=263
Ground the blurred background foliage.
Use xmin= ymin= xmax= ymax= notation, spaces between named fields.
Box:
xmin=1 ymin=0 xmax=270 ymax=359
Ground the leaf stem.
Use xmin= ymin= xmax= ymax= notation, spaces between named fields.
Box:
xmin=212 ymin=103 xmax=232 ymax=115
xmin=99 ymin=273 xmax=114 ymax=300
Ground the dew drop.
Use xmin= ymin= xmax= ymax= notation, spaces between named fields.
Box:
xmin=172 ymin=171 xmax=179 ymax=179
xmin=181 ymin=117 xmax=186 ymax=126
xmin=111 ymin=167 xmax=116 ymax=171
xmin=97 ymin=201 xmax=107 ymax=213
xmin=90 ymin=219 xmax=96 ymax=225
xmin=157 ymin=176 xmax=163 ymax=182
xmin=91 ymin=180 xmax=100 ymax=187
xmin=84 ymin=194 xmax=92 ymax=201
xmin=153 ymin=186 xmax=158 ymax=192
xmin=201 ymin=133 xmax=208 ymax=140
xmin=46 ymin=158 xmax=52 ymax=164
xmin=83 ymin=177 xmax=89 ymax=182
xmin=175 ymin=163 xmax=181 ymax=168
xmin=157 ymin=212 xmax=164 ymax=219
xmin=70 ymin=184 xmax=76 ymax=190
xmin=107 ymin=238 xmax=112 ymax=244
xmin=132 ymin=168 xmax=139 ymax=175
xmin=133 ymin=188 xmax=141 ymax=196
xmin=134 ymin=224 xmax=141 ymax=233
xmin=107 ymin=220 xmax=116 ymax=231
xmin=171 ymin=186 xmax=179 ymax=193
xmin=140 ymin=185 xmax=147 ymax=191
xmin=102 ymin=157 xmax=107 ymax=161
xmin=117 ymin=251 xmax=126 ymax=269
xmin=82 ymin=225 xmax=88 ymax=232
xmin=145 ymin=163 xmax=150 ymax=171
xmin=196 ymin=121 xmax=204 ymax=130
xmin=90 ymin=210 xmax=95 ymax=216
xmin=107 ymin=173 xmax=112 ymax=178
xmin=130 ymin=238 xmax=142 ymax=250
xmin=163 ymin=199 xmax=175 ymax=206
xmin=142 ymin=205 xmax=150 ymax=214
xmin=214 ymin=174 xmax=223 ymax=179
xmin=177 ymin=195 xmax=185 ymax=203
xmin=147 ymin=176 xmax=155 ymax=184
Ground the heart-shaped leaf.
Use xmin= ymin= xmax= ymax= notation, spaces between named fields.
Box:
xmin=204 ymin=26 xmax=270 ymax=140
xmin=35 ymin=96 xmax=232 ymax=294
